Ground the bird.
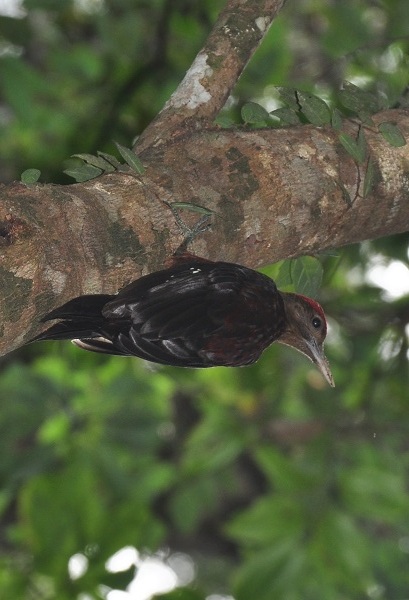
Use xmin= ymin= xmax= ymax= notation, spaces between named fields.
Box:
xmin=32 ymin=254 xmax=334 ymax=386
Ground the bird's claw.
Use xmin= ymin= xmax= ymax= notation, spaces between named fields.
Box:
xmin=174 ymin=214 xmax=212 ymax=255
xmin=163 ymin=199 xmax=213 ymax=254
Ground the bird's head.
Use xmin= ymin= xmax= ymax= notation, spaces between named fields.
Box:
xmin=279 ymin=293 xmax=334 ymax=387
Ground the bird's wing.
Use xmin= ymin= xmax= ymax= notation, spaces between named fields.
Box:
xmin=101 ymin=262 xmax=279 ymax=366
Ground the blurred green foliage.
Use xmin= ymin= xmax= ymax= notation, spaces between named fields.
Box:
xmin=1 ymin=0 xmax=409 ymax=599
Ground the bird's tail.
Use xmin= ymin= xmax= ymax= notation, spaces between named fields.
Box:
xmin=31 ymin=294 xmax=113 ymax=342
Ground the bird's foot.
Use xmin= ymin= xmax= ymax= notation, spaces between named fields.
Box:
xmin=163 ymin=199 xmax=212 ymax=250
xmin=174 ymin=213 xmax=212 ymax=256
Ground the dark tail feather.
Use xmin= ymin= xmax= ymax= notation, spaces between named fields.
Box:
xmin=32 ymin=321 xmax=102 ymax=342
xmin=31 ymin=294 xmax=114 ymax=343
xmin=41 ymin=294 xmax=113 ymax=322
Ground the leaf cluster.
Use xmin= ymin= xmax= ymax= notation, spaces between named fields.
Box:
xmin=63 ymin=143 xmax=145 ymax=183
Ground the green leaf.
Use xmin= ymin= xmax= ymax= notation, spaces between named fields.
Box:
xmin=226 ymin=495 xmax=303 ymax=546
xmin=338 ymin=81 xmax=379 ymax=114
xmin=38 ymin=412 xmax=71 ymax=445
xmin=72 ymin=153 xmax=116 ymax=172
xmin=357 ymin=127 xmax=368 ymax=162
xmin=63 ymin=159 xmax=103 ymax=182
xmin=357 ymin=111 xmax=375 ymax=127
xmin=20 ymin=168 xmax=41 ymax=183
xmin=363 ymin=157 xmax=376 ymax=198
xmin=378 ymin=122 xmax=406 ymax=147
xmin=214 ymin=114 xmax=235 ymax=128
xmin=115 ymin=142 xmax=145 ymax=174
xmin=277 ymin=87 xmax=299 ymax=110
xmin=331 ymin=108 xmax=343 ymax=130
xmin=254 ymin=446 xmax=310 ymax=491
xmin=169 ymin=479 xmax=219 ymax=534
xmin=275 ymin=261 xmax=293 ymax=290
xmin=340 ymin=463 xmax=409 ymax=524
xmin=313 ymin=509 xmax=370 ymax=578
xmin=296 ymin=91 xmax=331 ymax=126
xmin=168 ymin=202 xmax=213 ymax=216
xmin=275 ymin=257 xmax=323 ymax=296
xmin=233 ymin=541 xmax=304 ymax=600
xmin=337 ymin=179 xmax=352 ymax=207
xmin=338 ymin=132 xmax=366 ymax=163
xmin=241 ymin=102 xmax=270 ymax=124
xmin=97 ymin=150 xmax=121 ymax=168
xmin=270 ymin=107 xmax=301 ymax=125
xmin=290 ymin=256 xmax=323 ymax=297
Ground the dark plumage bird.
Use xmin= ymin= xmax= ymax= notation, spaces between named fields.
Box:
xmin=32 ymin=255 xmax=334 ymax=386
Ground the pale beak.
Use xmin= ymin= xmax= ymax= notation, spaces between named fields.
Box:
xmin=306 ymin=339 xmax=335 ymax=387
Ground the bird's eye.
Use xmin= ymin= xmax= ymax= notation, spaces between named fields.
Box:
xmin=312 ymin=317 xmax=322 ymax=329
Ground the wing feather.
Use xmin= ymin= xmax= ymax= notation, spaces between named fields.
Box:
xmin=99 ymin=262 xmax=250 ymax=365
xmin=36 ymin=261 xmax=282 ymax=367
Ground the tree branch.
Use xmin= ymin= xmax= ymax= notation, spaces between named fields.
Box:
xmin=135 ymin=0 xmax=286 ymax=152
